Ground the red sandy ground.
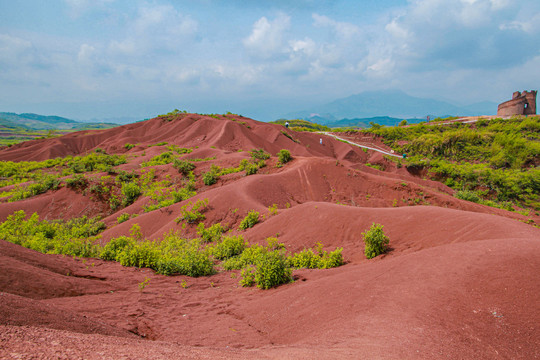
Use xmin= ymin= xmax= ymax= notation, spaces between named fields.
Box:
xmin=0 ymin=114 xmax=538 ymax=359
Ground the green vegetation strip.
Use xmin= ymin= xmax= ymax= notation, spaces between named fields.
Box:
xmin=369 ymin=116 xmax=540 ymax=212
xmin=0 ymin=208 xmax=343 ymax=289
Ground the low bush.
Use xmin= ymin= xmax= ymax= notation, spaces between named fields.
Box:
xmin=176 ymin=199 xmax=209 ymax=224
xmin=197 ymin=222 xmax=225 ymax=243
xmin=116 ymin=213 xmax=130 ymax=224
xmin=166 ymin=145 xmax=193 ymax=154
xmin=211 ymin=235 xmax=247 ymax=260
xmin=288 ymin=243 xmax=343 ymax=269
xmin=142 ymin=151 xmax=176 ymax=167
xmin=253 ymin=250 xmax=292 ymax=289
xmin=239 ymin=210 xmax=260 ymax=230
xmin=116 ymin=170 xmax=139 ymax=182
xmin=244 ymin=163 xmax=259 ymax=175
xmin=173 ymin=159 xmax=195 ymax=175
xmin=455 ymin=190 xmax=481 ymax=203
xmin=362 ymin=223 xmax=390 ymax=259
xmin=239 ymin=266 xmax=256 ymax=287
xmin=121 ymin=182 xmax=141 ymax=206
xmin=277 ymin=149 xmax=292 ymax=164
xmin=202 ymin=168 xmax=219 ymax=186
xmin=249 ymin=148 xmax=271 ymax=161
xmin=0 ymin=210 xmax=104 ymax=257
xmin=65 ymin=174 xmax=88 ymax=189
xmin=8 ymin=174 xmax=61 ymax=202
xmin=100 ymin=231 xmax=215 ymax=277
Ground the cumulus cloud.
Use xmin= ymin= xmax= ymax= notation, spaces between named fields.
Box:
xmin=243 ymin=14 xmax=291 ymax=58
xmin=381 ymin=0 xmax=540 ymax=71
xmin=3 ymin=0 xmax=540 ymax=119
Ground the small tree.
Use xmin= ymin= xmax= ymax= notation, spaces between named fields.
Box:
xmin=362 ymin=223 xmax=389 ymax=259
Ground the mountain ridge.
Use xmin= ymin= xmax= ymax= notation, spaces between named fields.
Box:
xmin=0 ymin=112 xmax=118 ymax=130
xmin=284 ymin=90 xmax=497 ymax=125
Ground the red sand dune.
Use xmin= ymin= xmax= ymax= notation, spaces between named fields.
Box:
xmin=0 ymin=114 xmax=539 ymax=359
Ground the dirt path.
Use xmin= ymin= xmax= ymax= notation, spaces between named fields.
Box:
xmin=320 ymin=132 xmax=402 ymax=158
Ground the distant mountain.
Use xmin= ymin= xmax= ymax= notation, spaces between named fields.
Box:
xmin=86 ymin=116 xmax=144 ymax=125
xmin=0 ymin=112 xmax=119 ymax=130
xmin=326 ymin=116 xmax=427 ymax=128
xmin=284 ymin=90 xmax=498 ymax=125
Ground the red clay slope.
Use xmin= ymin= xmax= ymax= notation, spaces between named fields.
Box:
xmin=0 ymin=113 xmax=539 ymax=359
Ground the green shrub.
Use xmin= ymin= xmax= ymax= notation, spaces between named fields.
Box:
xmin=268 ymin=204 xmax=278 ymax=216
xmin=239 ymin=210 xmax=260 ymax=230
xmin=121 ymin=182 xmax=141 ymax=206
xmin=239 ymin=266 xmax=256 ymax=287
xmin=249 ymin=148 xmax=271 ymax=161
xmin=244 ymin=163 xmax=259 ymax=175
xmin=155 ymin=250 xmax=214 ymax=277
xmin=173 ymin=159 xmax=195 ymax=175
xmin=67 ymin=153 xmax=126 ymax=173
xmin=254 ymin=251 xmax=292 ymax=289
xmin=455 ymin=190 xmax=481 ymax=203
xmin=124 ymin=143 xmax=135 ymax=150
xmin=116 ymin=170 xmax=139 ymax=182
xmin=171 ymin=187 xmax=196 ymax=203
xmin=64 ymin=216 xmax=106 ymax=238
xmin=100 ymin=236 xmax=135 ymax=261
xmin=320 ymin=247 xmax=344 ymax=268
xmin=362 ymin=223 xmax=390 ymax=259
xmin=117 ymin=213 xmax=130 ymax=224
xmin=0 ymin=210 xmax=104 ymax=257
xmin=65 ymin=174 xmax=88 ymax=189
xmin=116 ymin=240 xmax=161 ymax=268
xmin=142 ymin=151 xmax=176 ymax=167
xmin=202 ymin=170 xmax=219 ymax=186
xmin=222 ymin=244 xmax=267 ymax=270
xmin=288 ymin=248 xmax=320 ymax=269
xmin=176 ymin=199 xmax=209 ymax=224
xmin=8 ymin=174 xmax=61 ymax=202
xmin=288 ymin=244 xmax=343 ymax=269
xmin=166 ymin=145 xmax=193 ymax=154
xmin=211 ymin=235 xmax=247 ymax=260
xmin=197 ymin=222 xmax=225 ymax=243
xmin=277 ymin=149 xmax=292 ymax=164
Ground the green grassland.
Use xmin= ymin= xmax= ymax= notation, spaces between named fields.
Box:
xmin=367 ymin=116 xmax=540 ymax=213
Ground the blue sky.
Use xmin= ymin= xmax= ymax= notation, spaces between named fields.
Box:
xmin=0 ymin=0 xmax=539 ymax=121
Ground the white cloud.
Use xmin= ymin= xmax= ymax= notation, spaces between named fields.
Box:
xmin=64 ymin=0 xmax=114 ymax=19
xmin=385 ymin=17 xmax=409 ymax=39
xmin=77 ymin=43 xmax=95 ymax=62
xmin=243 ymin=14 xmax=291 ymax=58
xmin=0 ymin=34 xmax=32 ymax=66
xmin=366 ymin=58 xmax=394 ymax=77
xmin=312 ymin=13 xmax=360 ymax=39
xmin=108 ymin=39 xmax=137 ymax=56
xmin=380 ymin=0 xmax=540 ymax=70
xmin=289 ymin=38 xmax=316 ymax=56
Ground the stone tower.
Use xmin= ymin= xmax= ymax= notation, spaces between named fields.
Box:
xmin=497 ymin=90 xmax=537 ymax=116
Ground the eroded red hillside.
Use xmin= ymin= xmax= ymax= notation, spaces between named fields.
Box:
xmin=1 ymin=113 xmax=539 ymax=359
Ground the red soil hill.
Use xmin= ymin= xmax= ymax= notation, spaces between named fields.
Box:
xmin=0 ymin=113 xmax=538 ymax=359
